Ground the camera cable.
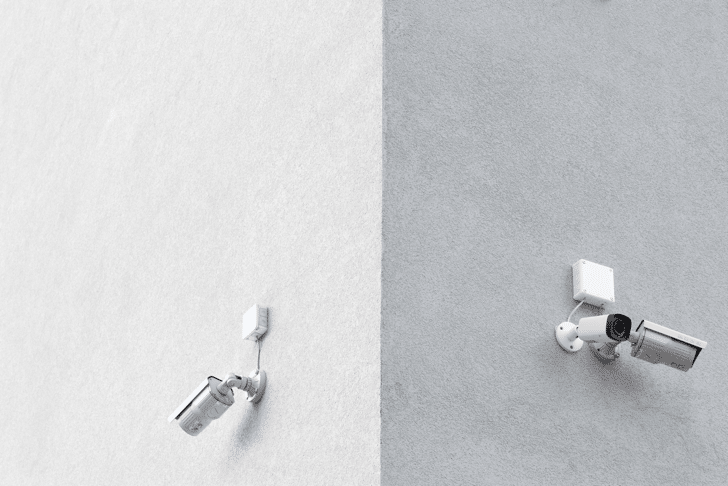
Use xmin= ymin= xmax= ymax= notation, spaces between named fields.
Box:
xmin=567 ymin=300 xmax=585 ymax=324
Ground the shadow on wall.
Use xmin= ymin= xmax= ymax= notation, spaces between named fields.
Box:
xmin=227 ymin=394 xmax=264 ymax=461
xmin=534 ymin=329 xmax=649 ymax=390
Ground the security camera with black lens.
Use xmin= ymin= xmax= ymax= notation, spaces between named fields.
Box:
xmin=555 ymin=313 xmax=632 ymax=360
xmin=577 ymin=314 xmax=632 ymax=343
xmin=578 ymin=314 xmax=633 ymax=361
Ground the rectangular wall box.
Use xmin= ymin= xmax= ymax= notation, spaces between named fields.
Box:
xmin=572 ymin=259 xmax=615 ymax=306
xmin=242 ymin=304 xmax=269 ymax=341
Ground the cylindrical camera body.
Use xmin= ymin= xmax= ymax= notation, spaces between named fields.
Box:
xmin=178 ymin=377 xmax=234 ymax=436
xmin=577 ymin=314 xmax=632 ymax=343
xmin=630 ymin=321 xmax=701 ymax=372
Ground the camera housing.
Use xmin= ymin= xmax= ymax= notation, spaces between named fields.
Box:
xmin=168 ymin=369 xmax=267 ymax=436
xmin=554 ymin=313 xmax=631 ymax=354
xmin=168 ymin=376 xmax=233 ymax=436
xmin=630 ymin=320 xmax=707 ymax=372
xmin=576 ymin=314 xmax=632 ymax=343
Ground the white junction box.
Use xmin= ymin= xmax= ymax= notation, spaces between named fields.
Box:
xmin=242 ymin=304 xmax=268 ymax=341
xmin=572 ymin=259 xmax=615 ymax=306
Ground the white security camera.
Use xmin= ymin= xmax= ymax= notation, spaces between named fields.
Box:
xmin=574 ymin=314 xmax=632 ymax=343
xmin=628 ymin=320 xmax=707 ymax=372
xmin=554 ymin=313 xmax=631 ymax=354
xmin=168 ymin=369 xmax=266 ymax=436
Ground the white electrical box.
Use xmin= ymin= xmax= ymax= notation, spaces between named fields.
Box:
xmin=242 ymin=304 xmax=268 ymax=341
xmin=572 ymin=259 xmax=615 ymax=306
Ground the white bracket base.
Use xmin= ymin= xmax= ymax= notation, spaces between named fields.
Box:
xmin=244 ymin=369 xmax=266 ymax=403
xmin=555 ymin=322 xmax=583 ymax=352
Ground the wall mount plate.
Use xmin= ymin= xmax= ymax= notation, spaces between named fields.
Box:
xmin=555 ymin=322 xmax=583 ymax=352
xmin=244 ymin=369 xmax=266 ymax=403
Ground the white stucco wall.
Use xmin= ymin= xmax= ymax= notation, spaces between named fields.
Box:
xmin=383 ymin=2 xmax=728 ymax=485
xmin=0 ymin=2 xmax=381 ymax=485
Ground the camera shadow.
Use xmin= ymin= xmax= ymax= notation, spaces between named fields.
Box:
xmin=226 ymin=395 xmax=265 ymax=461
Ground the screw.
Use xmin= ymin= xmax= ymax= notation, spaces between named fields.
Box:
xmin=560 ymin=326 xmax=563 ymax=330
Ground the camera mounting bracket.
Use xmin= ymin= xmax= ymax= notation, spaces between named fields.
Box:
xmin=555 ymin=322 xmax=583 ymax=352
xmin=244 ymin=369 xmax=266 ymax=403
xmin=589 ymin=342 xmax=620 ymax=362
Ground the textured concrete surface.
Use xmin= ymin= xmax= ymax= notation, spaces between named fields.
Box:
xmin=0 ymin=2 xmax=381 ymax=485
xmin=383 ymin=1 xmax=728 ymax=485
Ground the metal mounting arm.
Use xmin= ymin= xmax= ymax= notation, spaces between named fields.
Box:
xmin=215 ymin=370 xmax=267 ymax=403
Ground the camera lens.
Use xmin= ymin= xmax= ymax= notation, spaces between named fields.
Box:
xmin=605 ymin=314 xmax=632 ymax=342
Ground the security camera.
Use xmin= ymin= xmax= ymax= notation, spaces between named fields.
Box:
xmin=577 ymin=314 xmax=632 ymax=361
xmin=628 ymin=320 xmax=707 ymax=372
xmin=554 ymin=314 xmax=631 ymax=354
xmin=168 ymin=369 xmax=266 ymax=436
xmin=575 ymin=314 xmax=632 ymax=343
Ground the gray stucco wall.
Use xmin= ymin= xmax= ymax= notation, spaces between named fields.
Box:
xmin=0 ymin=2 xmax=381 ymax=485
xmin=383 ymin=2 xmax=728 ymax=485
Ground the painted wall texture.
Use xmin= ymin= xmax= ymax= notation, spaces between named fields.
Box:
xmin=382 ymin=1 xmax=728 ymax=485
xmin=0 ymin=2 xmax=381 ymax=485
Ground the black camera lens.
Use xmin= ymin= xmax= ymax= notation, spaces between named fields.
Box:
xmin=606 ymin=314 xmax=632 ymax=342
